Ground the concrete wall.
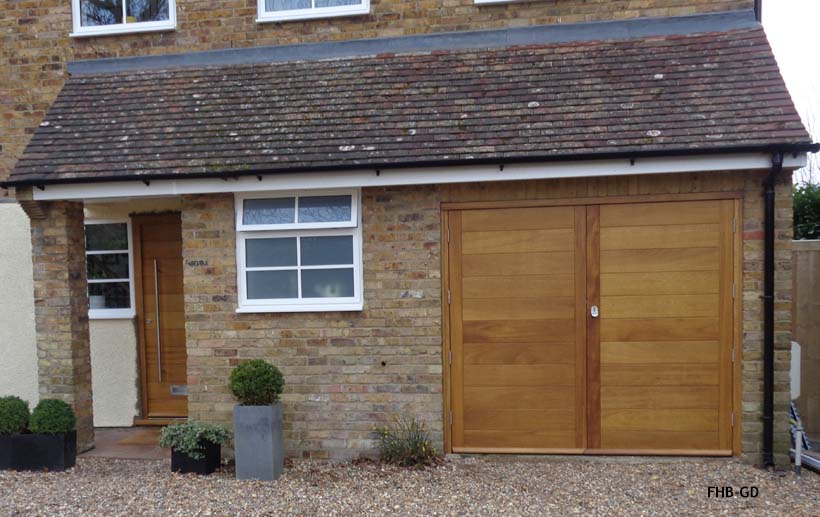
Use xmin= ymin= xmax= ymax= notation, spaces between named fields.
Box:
xmin=89 ymin=320 xmax=140 ymax=427
xmin=0 ymin=202 xmax=38 ymax=407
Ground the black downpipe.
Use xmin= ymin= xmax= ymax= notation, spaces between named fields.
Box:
xmin=762 ymin=151 xmax=782 ymax=468
xmin=755 ymin=0 xmax=763 ymax=22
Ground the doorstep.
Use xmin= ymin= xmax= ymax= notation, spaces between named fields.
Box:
xmin=80 ymin=428 xmax=169 ymax=461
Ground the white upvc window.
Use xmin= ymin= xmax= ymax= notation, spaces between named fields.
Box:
xmin=71 ymin=0 xmax=176 ymax=38
xmin=235 ymin=189 xmax=364 ymax=313
xmin=257 ymin=0 xmax=369 ymax=23
xmin=85 ymin=220 xmax=136 ymax=319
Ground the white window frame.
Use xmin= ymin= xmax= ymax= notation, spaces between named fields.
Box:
xmin=235 ymin=189 xmax=364 ymax=313
xmin=85 ymin=219 xmax=136 ymax=320
xmin=257 ymin=0 xmax=369 ymax=23
xmin=71 ymin=0 xmax=176 ymax=38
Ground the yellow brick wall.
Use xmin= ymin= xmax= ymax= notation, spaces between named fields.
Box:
xmin=0 ymin=0 xmax=753 ymax=190
xmin=180 ymin=169 xmax=791 ymax=463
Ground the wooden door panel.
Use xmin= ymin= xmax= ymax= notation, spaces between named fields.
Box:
xmin=134 ymin=214 xmax=188 ymax=419
xmin=600 ymin=224 xmax=720 ymax=250
xmin=450 ymin=206 xmax=585 ymax=452
xmin=463 ymin=297 xmax=575 ymax=321
xmin=463 ymin=342 xmax=575 ymax=365
xmin=462 ymin=206 xmax=574 ymax=231
xmin=602 ymin=386 xmax=720 ymax=409
xmin=463 ymin=319 xmax=576 ymax=343
xmin=601 ymin=431 xmax=720 ymax=450
xmin=463 ymin=275 xmax=575 ymax=299
xmin=600 ymin=248 xmax=720 ymax=273
xmin=464 ymin=430 xmax=577 ymax=449
xmin=596 ymin=199 xmax=734 ymax=453
xmin=464 ymin=364 xmax=575 ymax=387
xmin=600 ymin=341 xmax=720 ymax=364
xmin=600 ymin=201 xmax=721 ymax=227
xmin=463 ymin=386 xmax=576 ymax=410
xmin=462 ymin=252 xmax=574 ymax=276
xmin=600 ymin=294 xmax=719 ymax=319
xmin=462 ymin=229 xmax=574 ymax=254
xmin=601 ymin=271 xmax=720 ymax=296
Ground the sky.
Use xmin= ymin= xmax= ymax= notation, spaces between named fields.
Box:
xmin=763 ymin=0 xmax=820 ymax=181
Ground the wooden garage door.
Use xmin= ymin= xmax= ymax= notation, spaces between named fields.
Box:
xmin=447 ymin=206 xmax=588 ymax=452
xmin=594 ymin=200 xmax=735 ymax=453
xmin=446 ymin=199 xmax=736 ymax=455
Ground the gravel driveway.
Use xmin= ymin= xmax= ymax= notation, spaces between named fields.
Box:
xmin=1 ymin=456 xmax=818 ymax=516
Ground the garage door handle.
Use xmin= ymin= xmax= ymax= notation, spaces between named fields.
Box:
xmin=590 ymin=305 xmax=599 ymax=318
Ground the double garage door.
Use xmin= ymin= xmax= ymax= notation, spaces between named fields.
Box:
xmin=445 ymin=199 xmax=738 ymax=455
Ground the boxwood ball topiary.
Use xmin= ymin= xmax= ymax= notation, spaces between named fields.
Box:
xmin=0 ymin=395 xmax=30 ymax=435
xmin=230 ymin=359 xmax=284 ymax=406
xmin=29 ymin=399 xmax=76 ymax=435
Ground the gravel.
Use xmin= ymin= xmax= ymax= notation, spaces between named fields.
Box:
xmin=1 ymin=456 xmax=819 ymax=516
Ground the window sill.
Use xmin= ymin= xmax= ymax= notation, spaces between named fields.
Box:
xmin=71 ymin=22 xmax=176 ymax=38
xmin=236 ymin=302 xmax=363 ymax=313
xmin=256 ymin=6 xmax=369 ymax=23
xmin=89 ymin=309 xmax=136 ymax=320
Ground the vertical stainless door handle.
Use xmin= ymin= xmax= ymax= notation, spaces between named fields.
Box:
xmin=590 ymin=305 xmax=599 ymax=318
xmin=153 ymin=259 xmax=162 ymax=383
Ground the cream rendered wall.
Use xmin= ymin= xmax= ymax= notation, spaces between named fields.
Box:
xmin=85 ymin=198 xmax=182 ymax=426
xmin=89 ymin=320 xmax=140 ymax=427
xmin=0 ymin=202 xmax=38 ymax=407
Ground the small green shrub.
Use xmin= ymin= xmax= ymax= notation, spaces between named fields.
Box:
xmin=29 ymin=399 xmax=75 ymax=435
xmin=0 ymin=396 xmax=30 ymax=435
xmin=229 ymin=359 xmax=284 ymax=406
xmin=794 ymin=182 xmax=820 ymax=240
xmin=375 ymin=416 xmax=441 ymax=468
xmin=159 ymin=422 xmax=230 ymax=460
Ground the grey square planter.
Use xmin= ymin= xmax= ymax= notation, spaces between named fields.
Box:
xmin=233 ymin=403 xmax=284 ymax=481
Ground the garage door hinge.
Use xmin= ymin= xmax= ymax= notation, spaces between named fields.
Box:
xmin=447 ymin=289 xmax=451 ymax=305
xmin=731 ymin=347 xmax=735 ymax=363
xmin=732 ymin=282 xmax=736 ymax=299
xmin=731 ymin=412 xmax=735 ymax=427
xmin=450 ymin=411 xmax=454 ymax=426
xmin=447 ymin=224 xmax=451 ymax=243
xmin=732 ymin=218 xmax=737 ymax=233
xmin=448 ymin=350 xmax=452 ymax=365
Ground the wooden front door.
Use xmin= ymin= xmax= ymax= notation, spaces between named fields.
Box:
xmin=133 ymin=214 xmax=188 ymax=419
xmin=446 ymin=198 xmax=737 ymax=455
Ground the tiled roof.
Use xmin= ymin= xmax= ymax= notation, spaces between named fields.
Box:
xmin=6 ymin=26 xmax=814 ymax=186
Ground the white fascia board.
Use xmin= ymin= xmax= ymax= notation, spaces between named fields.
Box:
xmin=31 ymin=153 xmax=808 ymax=202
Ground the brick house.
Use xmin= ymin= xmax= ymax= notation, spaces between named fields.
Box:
xmin=0 ymin=0 xmax=816 ymax=464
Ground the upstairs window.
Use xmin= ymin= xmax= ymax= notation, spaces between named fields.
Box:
xmin=71 ymin=0 xmax=176 ymax=37
xmin=85 ymin=220 xmax=135 ymax=319
xmin=235 ymin=190 xmax=363 ymax=313
xmin=257 ymin=0 xmax=369 ymax=23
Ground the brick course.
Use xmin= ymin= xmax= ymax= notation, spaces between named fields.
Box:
xmin=180 ymin=170 xmax=791 ymax=463
xmin=27 ymin=200 xmax=94 ymax=451
xmin=0 ymin=0 xmax=753 ymax=192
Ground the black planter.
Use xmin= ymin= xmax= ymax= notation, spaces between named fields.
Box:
xmin=171 ymin=441 xmax=221 ymax=475
xmin=0 ymin=430 xmax=77 ymax=472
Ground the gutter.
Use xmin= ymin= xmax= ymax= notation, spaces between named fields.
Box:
xmin=761 ymin=151 xmax=783 ymax=469
xmin=2 ymin=143 xmax=818 ymax=190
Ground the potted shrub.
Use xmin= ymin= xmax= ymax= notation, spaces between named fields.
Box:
xmin=159 ymin=422 xmax=230 ymax=475
xmin=0 ymin=397 xmax=77 ymax=471
xmin=230 ymin=359 xmax=285 ymax=481
xmin=0 ymin=396 xmax=31 ymax=470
